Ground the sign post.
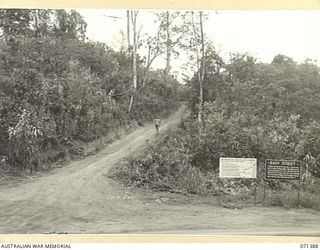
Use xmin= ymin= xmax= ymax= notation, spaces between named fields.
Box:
xmin=218 ymin=179 xmax=222 ymax=207
xmin=262 ymin=177 xmax=267 ymax=206
xmin=298 ymin=178 xmax=302 ymax=208
xmin=253 ymin=182 xmax=257 ymax=206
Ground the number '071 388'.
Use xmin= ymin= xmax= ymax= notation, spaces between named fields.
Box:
xmin=300 ymin=244 xmax=319 ymax=248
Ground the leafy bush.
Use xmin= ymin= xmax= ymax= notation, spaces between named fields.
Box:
xmin=109 ymin=127 xmax=200 ymax=193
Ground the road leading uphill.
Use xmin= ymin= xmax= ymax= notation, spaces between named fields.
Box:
xmin=0 ymin=105 xmax=319 ymax=235
xmin=0 ymin=106 xmax=187 ymax=233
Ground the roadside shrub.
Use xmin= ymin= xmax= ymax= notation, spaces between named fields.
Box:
xmin=110 ymin=127 xmax=196 ymax=193
xmin=177 ymin=165 xmax=204 ymax=194
xmin=7 ymin=108 xmax=44 ymax=171
xmin=191 ymin=102 xmax=303 ymax=173
xmin=296 ymin=122 xmax=320 ymax=177
xmin=299 ymin=191 xmax=320 ymax=209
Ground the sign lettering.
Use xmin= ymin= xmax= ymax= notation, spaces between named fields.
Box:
xmin=266 ymin=159 xmax=301 ymax=180
xmin=219 ymin=158 xmax=257 ymax=178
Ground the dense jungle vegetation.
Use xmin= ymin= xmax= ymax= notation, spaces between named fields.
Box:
xmin=112 ymin=51 xmax=320 ymax=208
xmin=0 ymin=9 xmax=180 ymax=172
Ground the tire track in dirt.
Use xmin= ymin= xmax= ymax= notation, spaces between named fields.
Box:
xmin=0 ymin=106 xmax=187 ymax=233
xmin=0 ymin=104 xmax=319 ymax=235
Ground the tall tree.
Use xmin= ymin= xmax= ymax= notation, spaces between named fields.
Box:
xmin=165 ymin=11 xmax=171 ymax=78
xmin=189 ymin=11 xmax=206 ymax=127
xmin=128 ymin=10 xmax=138 ymax=113
xmin=177 ymin=11 xmax=208 ymax=134
xmin=126 ymin=10 xmax=131 ymax=54
xmin=53 ymin=10 xmax=87 ymax=40
xmin=198 ymin=11 xmax=205 ymax=125
xmin=154 ymin=11 xmax=180 ymax=79
xmin=30 ymin=9 xmax=52 ymax=38
xmin=141 ymin=19 xmax=165 ymax=87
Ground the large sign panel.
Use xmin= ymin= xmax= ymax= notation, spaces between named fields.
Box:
xmin=265 ymin=159 xmax=301 ymax=180
xmin=219 ymin=158 xmax=257 ymax=178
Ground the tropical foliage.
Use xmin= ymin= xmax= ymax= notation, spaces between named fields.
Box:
xmin=0 ymin=9 xmax=180 ymax=171
xmin=113 ymin=49 xmax=320 ymax=208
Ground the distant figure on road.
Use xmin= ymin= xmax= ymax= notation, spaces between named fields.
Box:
xmin=154 ymin=118 xmax=161 ymax=134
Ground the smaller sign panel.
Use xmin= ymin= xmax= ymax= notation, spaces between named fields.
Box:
xmin=219 ymin=158 xmax=257 ymax=178
xmin=266 ymin=159 xmax=301 ymax=180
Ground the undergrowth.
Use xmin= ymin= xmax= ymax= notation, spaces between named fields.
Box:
xmin=109 ymin=119 xmax=320 ymax=210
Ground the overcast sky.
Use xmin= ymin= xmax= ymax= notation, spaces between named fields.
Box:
xmin=77 ymin=10 xmax=320 ymax=76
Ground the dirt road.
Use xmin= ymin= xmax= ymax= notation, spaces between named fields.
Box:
xmin=0 ymin=106 xmax=320 ymax=235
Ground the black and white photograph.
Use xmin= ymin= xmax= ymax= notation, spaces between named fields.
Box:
xmin=0 ymin=8 xmax=320 ymax=236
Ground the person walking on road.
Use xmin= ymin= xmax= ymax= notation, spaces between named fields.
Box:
xmin=154 ymin=118 xmax=161 ymax=134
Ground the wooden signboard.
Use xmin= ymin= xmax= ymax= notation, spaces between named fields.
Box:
xmin=265 ymin=159 xmax=301 ymax=180
xmin=219 ymin=158 xmax=257 ymax=178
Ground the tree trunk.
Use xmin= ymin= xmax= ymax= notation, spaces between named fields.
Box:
xmin=128 ymin=10 xmax=138 ymax=113
xmin=128 ymin=94 xmax=134 ymax=114
xmin=34 ymin=10 xmax=39 ymax=38
xmin=198 ymin=11 xmax=205 ymax=126
xmin=165 ymin=11 xmax=171 ymax=78
xmin=142 ymin=43 xmax=160 ymax=87
xmin=132 ymin=11 xmax=138 ymax=90
xmin=142 ymin=45 xmax=151 ymax=87
xmin=126 ymin=10 xmax=131 ymax=53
